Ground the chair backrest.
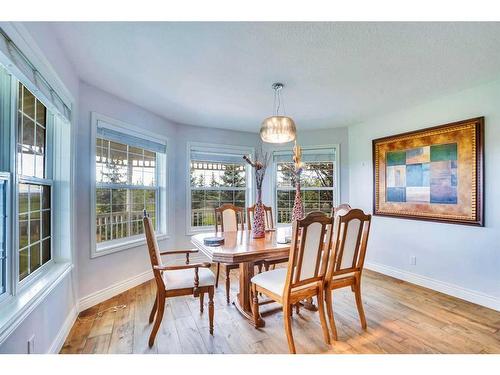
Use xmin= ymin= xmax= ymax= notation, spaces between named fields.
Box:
xmin=143 ymin=215 xmax=166 ymax=291
xmin=283 ymin=212 xmax=333 ymax=299
xmin=331 ymin=203 xmax=351 ymax=218
xmin=326 ymin=209 xmax=371 ymax=280
xmin=215 ymin=204 xmax=244 ymax=232
xmin=247 ymin=204 xmax=274 ymax=230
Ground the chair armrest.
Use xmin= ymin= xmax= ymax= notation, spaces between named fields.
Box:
xmin=159 ymin=249 xmax=199 ymax=264
xmin=153 ymin=262 xmax=211 ymax=271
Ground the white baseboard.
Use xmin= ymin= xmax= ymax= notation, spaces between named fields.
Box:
xmin=78 ymin=270 xmax=153 ymax=312
xmin=365 ymin=261 xmax=500 ymax=312
xmin=48 ymin=305 xmax=78 ymax=354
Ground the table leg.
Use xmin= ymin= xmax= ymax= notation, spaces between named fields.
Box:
xmin=233 ymin=261 xmax=265 ymax=327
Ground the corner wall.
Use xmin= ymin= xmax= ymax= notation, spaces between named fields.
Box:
xmin=349 ymin=79 xmax=500 ymax=310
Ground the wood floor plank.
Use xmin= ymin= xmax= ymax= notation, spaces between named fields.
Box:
xmin=108 ymin=290 xmax=135 ymax=354
xmin=61 ymin=270 xmax=500 ymax=354
xmin=60 ymin=305 xmax=99 ymax=354
xmin=132 ymin=281 xmax=158 ymax=354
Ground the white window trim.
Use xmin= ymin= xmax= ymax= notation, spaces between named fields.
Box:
xmin=90 ymin=112 xmax=170 ymax=258
xmin=13 ymin=86 xmax=58 ymax=291
xmin=0 ymin=60 xmax=75 ymax=341
xmin=0 ymin=172 xmax=11 ymax=305
xmin=186 ymin=141 xmax=255 ymax=235
xmin=271 ymin=144 xmax=341 ymax=227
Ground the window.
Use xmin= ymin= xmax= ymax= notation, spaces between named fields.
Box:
xmin=92 ymin=114 xmax=167 ymax=256
xmin=0 ymin=33 xmax=73 ymax=335
xmin=274 ymin=146 xmax=339 ymax=224
xmin=17 ymin=84 xmax=52 ymax=281
xmin=188 ymin=143 xmax=253 ymax=232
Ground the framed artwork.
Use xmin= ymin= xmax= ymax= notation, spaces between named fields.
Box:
xmin=372 ymin=117 xmax=484 ymax=226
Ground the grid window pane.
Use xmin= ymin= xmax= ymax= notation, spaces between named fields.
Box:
xmin=19 ymin=248 xmax=28 ymax=281
xmin=95 ymin=188 xmax=156 ymax=243
xmin=36 ymin=101 xmax=46 ymax=125
xmin=29 ymin=243 xmax=41 ymax=272
xmin=22 ymin=87 xmax=35 ymax=119
xmin=95 ymin=136 xmax=159 ymax=245
xmin=18 ymin=85 xmax=47 ymax=179
xmin=190 ymin=159 xmax=246 ymax=228
xmin=18 ymin=183 xmax=51 ymax=280
xmin=42 ymin=238 xmax=51 ymax=264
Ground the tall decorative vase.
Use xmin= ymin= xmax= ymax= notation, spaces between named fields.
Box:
xmin=252 ymin=189 xmax=266 ymax=239
xmin=292 ymin=175 xmax=304 ymax=221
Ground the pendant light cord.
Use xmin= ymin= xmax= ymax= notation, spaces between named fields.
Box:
xmin=273 ymin=86 xmax=282 ymax=116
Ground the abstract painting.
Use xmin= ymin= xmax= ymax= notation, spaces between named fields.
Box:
xmin=372 ymin=117 xmax=484 ymax=226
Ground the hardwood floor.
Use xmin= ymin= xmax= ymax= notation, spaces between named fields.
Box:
xmin=61 ymin=269 xmax=500 ymax=354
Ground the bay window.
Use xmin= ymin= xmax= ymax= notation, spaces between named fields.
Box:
xmin=274 ymin=146 xmax=339 ymax=224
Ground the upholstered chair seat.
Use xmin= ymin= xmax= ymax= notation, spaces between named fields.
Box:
xmin=163 ymin=268 xmax=216 ymax=290
xmin=251 ymin=268 xmax=287 ymax=296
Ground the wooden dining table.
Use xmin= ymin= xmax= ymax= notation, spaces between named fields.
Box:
xmin=191 ymin=228 xmax=293 ymax=327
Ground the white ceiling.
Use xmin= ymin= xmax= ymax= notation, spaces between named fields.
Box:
xmin=51 ymin=22 xmax=500 ymax=132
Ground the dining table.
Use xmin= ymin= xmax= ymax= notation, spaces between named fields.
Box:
xmin=191 ymin=227 xmax=294 ymax=327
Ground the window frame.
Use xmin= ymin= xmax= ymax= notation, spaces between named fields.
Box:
xmin=271 ymin=144 xmax=340 ymax=227
xmin=0 ymin=172 xmax=11 ymax=305
xmin=15 ymin=84 xmax=55 ymax=285
xmin=186 ymin=141 xmax=254 ymax=235
xmin=90 ymin=112 xmax=169 ymax=258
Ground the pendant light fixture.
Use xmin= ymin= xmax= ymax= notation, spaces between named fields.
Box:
xmin=260 ymin=82 xmax=297 ymax=143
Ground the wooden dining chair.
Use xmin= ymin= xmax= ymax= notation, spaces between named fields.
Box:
xmin=143 ymin=214 xmax=215 ymax=347
xmin=323 ymin=208 xmax=372 ymax=341
xmin=331 ymin=203 xmax=351 ymax=217
xmin=251 ymin=211 xmax=333 ymax=354
xmin=214 ymin=204 xmax=244 ymax=304
xmin=247 ymin=203 xmax=274 ymax=231
xmin=247 ymin=204 xmax=288 ymax=272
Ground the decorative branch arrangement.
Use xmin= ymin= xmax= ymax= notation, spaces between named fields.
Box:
xmin=243 ymin=147 xmax=270 ymax=191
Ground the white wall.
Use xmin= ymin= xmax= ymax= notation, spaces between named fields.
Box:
xmin=349 ymin=79 xmax=500 ymax=310
xmin=261 ymin=126 xmax=350 ymax=208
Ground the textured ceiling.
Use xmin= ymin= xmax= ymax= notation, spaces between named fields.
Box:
xmin=51 ymin=22 xmax=500 ymax=132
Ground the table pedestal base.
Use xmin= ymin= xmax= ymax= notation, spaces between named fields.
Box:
xmin=233 ymin=294 xmax=265 ymax=328
xmin=235 ymin=261 xmax=266 ymax=327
